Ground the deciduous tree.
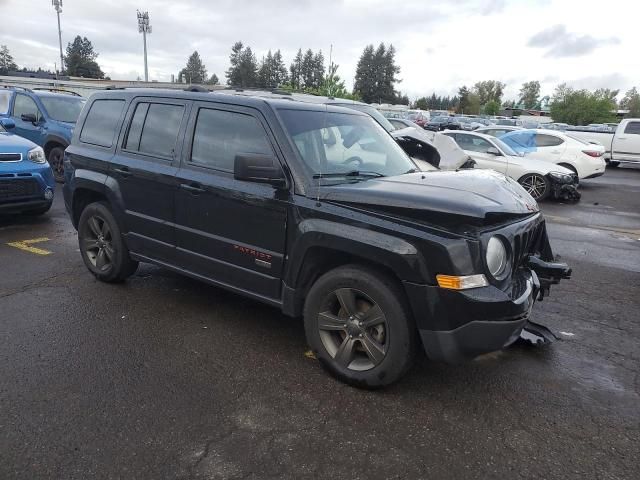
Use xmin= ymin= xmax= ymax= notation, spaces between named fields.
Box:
xmin=519 ymin=81 xmax=541 ymax=109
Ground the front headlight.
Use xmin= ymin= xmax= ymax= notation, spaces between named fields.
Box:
xmin=486 ymin=236 xmax=509 ymax=279
xmin=548 ymin=171 xmax=572 ymax=183
xmin=27 ymin=147 xmax=47 ymax=164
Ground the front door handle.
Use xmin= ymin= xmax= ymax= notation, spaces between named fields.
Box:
xmin=180 ymin=183 xmax=206 ymax=194
xmin=114 ymin=167 xmax=132 ymax=177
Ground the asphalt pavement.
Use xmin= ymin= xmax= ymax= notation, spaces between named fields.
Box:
xmin=1 ymin=165 xmax=639 ymax=480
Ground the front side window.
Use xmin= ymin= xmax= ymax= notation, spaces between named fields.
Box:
xmin=80 ymin=99 xmax=125 ymax=148
xmin=535 ymin=134 xmax=564 ymax=147
xmin=124 ymin=102 xmax=184 ymax=158
xmin=624 ymin=121 xmax=640 ymax=135
xmin=190 ymin=108 xmax=272 ymax=172
xmin=13 ymin=94 xmax=41 ymax=121
xmin=279 ymin=109 xmax=415 ymax=181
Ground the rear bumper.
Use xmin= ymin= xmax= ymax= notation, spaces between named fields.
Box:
xmin=405 ymin=270 xmax=540 ymax=363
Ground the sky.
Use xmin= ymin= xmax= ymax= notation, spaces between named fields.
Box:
xmin=1 ymin=0 xmax=638 ymax=101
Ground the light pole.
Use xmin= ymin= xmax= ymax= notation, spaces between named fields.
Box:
xmin=137 ymin=10 xmax=152 ymax=82
xmin=52 ymin=0 xmax=64 ymax=74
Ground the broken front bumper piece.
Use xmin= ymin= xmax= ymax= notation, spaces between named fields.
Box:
xmin=518 ymin=255 xmax=572 ymax=345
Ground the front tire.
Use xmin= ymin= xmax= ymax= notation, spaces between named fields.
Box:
xmin=518 ymin=173 xmax=551 ymax=201
xmin=303 ymin=265 xmax=418 ymax=389
xmin=78 ymin=202 xmax=138 ymax=282
xmin=48 ymin=146 xmax=65 ymax=183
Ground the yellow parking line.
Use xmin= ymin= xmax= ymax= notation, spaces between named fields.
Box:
xmin=6 ymin=237 xmax=52 ymax=256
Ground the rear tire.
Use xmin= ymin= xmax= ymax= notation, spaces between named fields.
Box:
xmin=48 ymin=146 xmax=65 ymax=183
xmin=518 ymin=173 xmax=551 ymax=201
xmin=607 ymin=160 xmax=620 ymax=168
xmin=303 ymin=265 xmax=418 ymax=389
xmin=78 ymin=202 xmax=138 ymax=283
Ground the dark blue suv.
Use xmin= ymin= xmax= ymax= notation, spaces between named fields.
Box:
xmin=0 ymin=86 xmax=86 ymax=182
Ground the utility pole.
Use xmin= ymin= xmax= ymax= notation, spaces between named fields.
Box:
xmin=137 ymin=10 xmax=152 ymax=82
xmin=52 ymin=1 xmax=64 ymax=74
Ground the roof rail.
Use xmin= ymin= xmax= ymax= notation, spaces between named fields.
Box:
xmin=0 ymin=85 xmax=33 ymax=93
xmin=184 ymin=85 xmax=209 ymax=93
xmin=104 ymin=85 xmax=126 ymax=90
xmin=32 ymin=87 xmax=82 ymax=97
xmin=271 ymin=88 xmax=292 ymax=96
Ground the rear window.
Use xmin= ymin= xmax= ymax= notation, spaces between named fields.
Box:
xmin=624 ymin=121 xmax=640 ymax=135
xmin=80 ymin=99 xmax=125 ymax=148
xmin=0 ymin=91 xmax=10 ymax=114
xmin=190 ymin=108 xmax=272 ymax=172
xmin=124 ymin=102 xmax=185 ymax=158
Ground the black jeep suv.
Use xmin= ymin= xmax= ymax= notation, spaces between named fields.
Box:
xmin=63 ymin=89 xmax=570 ymax=388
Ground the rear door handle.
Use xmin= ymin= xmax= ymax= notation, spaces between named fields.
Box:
xmin=180 ymin=183 xmax=206 ymax=194
xmin=114 ymin=167 xmax=132 ymax=177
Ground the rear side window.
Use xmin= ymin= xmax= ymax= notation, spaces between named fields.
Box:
xmin=535 ymin=134 xmax=563 ymax=147
xmin=124 ymin=102 xmax=184 ymax=159
xmin=0 ymin=91 xmax=10 ymax=114
xmin=190 ymin=108 xmax=272 ymax=172
xmin=624 ymin=121 xmax=640 ymax=135
xmin=80 ymin=99 xmax=125 ymax=148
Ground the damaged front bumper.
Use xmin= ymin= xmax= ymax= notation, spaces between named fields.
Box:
xmin=408 ymin=256 xmax=572 ymax=362
xmin=548 ymin=172 xmax=581 ymax=201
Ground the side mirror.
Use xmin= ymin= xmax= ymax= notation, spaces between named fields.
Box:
xmin=0 ymin=118 xmax=16 ymax=130
xmin=21 ymin=113 xmax=38 ymax=124
xmin=234 ymin=153 xmax=287 ymax=188
xmin=486 ymin=146 xmax=502 ymax=156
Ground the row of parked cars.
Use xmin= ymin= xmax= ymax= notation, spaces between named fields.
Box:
xmin=2 ymin=83 xmax=574 ymax=388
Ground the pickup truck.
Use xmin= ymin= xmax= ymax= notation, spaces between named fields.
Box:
xmin=567 ymin=118 xmax=640 ymax=166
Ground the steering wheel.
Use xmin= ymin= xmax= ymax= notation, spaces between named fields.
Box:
xmin=342 ymin=156 xmax=363 ymax=166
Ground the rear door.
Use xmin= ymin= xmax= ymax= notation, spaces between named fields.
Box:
xmin=174 ymin=102 xmax=288 ymax=300
xmin=528 ymin=133 xmax=566 ymax=164
xmin=110 ymin=97 xmax=191 ymax=263
xmin=11 ymin=93 xmax=46 ymax=145
xmin=613 ymin=121 xmax=640 ymax=163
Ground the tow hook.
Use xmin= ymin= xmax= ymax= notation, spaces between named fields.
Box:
xmin=526 ymin=255 xmax=572 ymax=301
xmin=519 ymin=320 xmax=560 ymax=345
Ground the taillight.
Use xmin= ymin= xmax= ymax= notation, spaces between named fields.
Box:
xmin=582 ymin=150 xmax=602 ymax=157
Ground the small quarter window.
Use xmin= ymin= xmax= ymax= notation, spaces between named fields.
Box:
xmin=535 ymin=134 xmax=564 ymax=147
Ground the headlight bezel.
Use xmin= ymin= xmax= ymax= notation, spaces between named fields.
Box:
xmin=27 ymin=147 xmax=47 ymax=164
xmin=485 ymin=235 xmax=510 ymax=281
xmin=548 ymin=171 xmax=573 ymax=183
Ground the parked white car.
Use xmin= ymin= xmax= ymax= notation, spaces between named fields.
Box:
xmin=443 ymin=130 xmax=579 ymax=201
xmin=566 ymin=119 xmax=640 ymax=166
xmin=498 ymin=129 xmax=606 ymax=180
xmin=476 ymin=125 xmax=522 ymax=137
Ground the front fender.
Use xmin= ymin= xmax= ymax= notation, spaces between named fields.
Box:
xmin=44 ymin=133 xmax=70 ymax=149
xmin=285 ymin=218 xmax=428 ymax=287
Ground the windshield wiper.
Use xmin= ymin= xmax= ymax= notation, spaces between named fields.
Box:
xmin=312 ymin=170 xmax=385 ymax=179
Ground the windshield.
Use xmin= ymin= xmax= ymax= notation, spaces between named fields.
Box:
xmin=336 ymin=103 xmax=396 ymax=133
xmin=39 ymin=96 xmax=86 ymax=123
xmin=279 ymin=109 xmax=416 ymax=182
xmin=493 ymin=138 xmax=519 ymax=156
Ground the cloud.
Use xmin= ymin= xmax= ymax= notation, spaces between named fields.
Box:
xmin=528 ymin=24 xmax=620 ymax=57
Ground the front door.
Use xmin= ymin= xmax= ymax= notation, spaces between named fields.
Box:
xmin=11 ymin=93 xmax=46 ymax=145
xmin=174 ymin=102 xmax=288 ymax=301
xmin=454 ymin=133 xmax=509 ymax=175
xmin=110 ymin=97 xmax=191 ymax=263
xmin=613 ymin=121 xmax=640 ymax=163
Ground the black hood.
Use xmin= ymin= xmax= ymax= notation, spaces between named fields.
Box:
xmin=318 ymin=170 xmax=539 ymax=231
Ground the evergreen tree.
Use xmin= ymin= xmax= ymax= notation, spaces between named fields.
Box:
xmin=226 ymin=42 xmax=258 ymax=87
xmin=206 ymin=73 xmax=220 ymax=85
xmin=65 ymin=36 xmax=104 ymax=79
xmin=301 ymin=49 xmax=315 ymax=89
xmin=258 ymin=50 xmax=274 ymax=87
xmin=289 ymin=49 xmax=303 ymax=90
xmin=272 ymin=50 xmax=289 ymax=87
xmin=354 ymin=45 xmax=376 ymax=103
xmin=178 ymin=51 xmax=207 ymax=84
xmin=311 ymin=50 xmax=325 ymax=90
xmin=0 ymin=45 xmax=18 ymax=75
